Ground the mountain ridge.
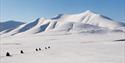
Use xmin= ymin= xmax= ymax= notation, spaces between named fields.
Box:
xmin=1 ymin=10 xmax=125 ymax=37
xmin=0 ymin=20 xmax=25 ymax=33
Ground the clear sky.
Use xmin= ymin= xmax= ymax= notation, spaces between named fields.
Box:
xmin=0 ymin=0 xmax=125 ymax=23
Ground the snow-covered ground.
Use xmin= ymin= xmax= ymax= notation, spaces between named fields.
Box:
xmin=0 ymin=32 xmax=125 ymax=63
xmin=0 ymin=10 xmax=125 ymax=63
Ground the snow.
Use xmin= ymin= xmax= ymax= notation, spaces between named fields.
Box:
xmin=1 ymin=24 xmax=27 ymax=37
xmin=0 ymin=30 xmax=7 ymax=35
xmin=53 ymin=10 xmax=125 ymax=29
xmin=0 ymin=21 xmax=24 ymax=32
xmin=0 ymin=10 xmax=125 ymax=63
xmin=1 ymin=10 xmax=125 ymax=37
xmin=0 ymin=32 xmax=125 ymax=63
xmin=15 ymin=18 xmax=49 ymax=35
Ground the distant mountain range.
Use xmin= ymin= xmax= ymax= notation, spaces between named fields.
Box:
xmin=0 ymin=20 xmax=24 ymax=33
xmin=0 ymin=10 xmax=125 ymax=37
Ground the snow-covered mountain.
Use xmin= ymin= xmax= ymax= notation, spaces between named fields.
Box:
xmin=0 ymin=20 xmax=25 ymax=34
xmin=1 ymin=10 xmax=125 ymax=37
xmin=51 ymin=10 xmax=125 ymax=29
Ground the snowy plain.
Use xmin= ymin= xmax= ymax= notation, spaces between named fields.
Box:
xmin=0 ymin=32 xmax=125 ymax=63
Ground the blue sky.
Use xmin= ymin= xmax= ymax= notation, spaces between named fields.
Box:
xmin=0 ymin=0 xmax=125 ymax=23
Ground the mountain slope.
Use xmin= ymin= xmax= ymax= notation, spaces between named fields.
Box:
xmin=16 ymin=18 xmax=50 ymax=35
xmin=1 ymin=24 xmax=27 ymax=37
xmin=0 ymin=20 xmax=25 ymax=33
xmin=52 ymin=10 xmax=125 ymax=29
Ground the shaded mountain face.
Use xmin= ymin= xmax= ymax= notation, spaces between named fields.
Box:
xmin=18 ymin=18 xmax=40 ymax=33
xmin=0 ymin=20 xmax=25 ymax=33
xmin=0 ymin=10 xmax=125 ymax=36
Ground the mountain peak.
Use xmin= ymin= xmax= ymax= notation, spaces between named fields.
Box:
xmin=85 ymin=10 xmax=92 ymax=13
xmin=51 ymin=14 xmax=64 ymax=20
xmin=82 ymin=10 xmax=96 ymax=15
xmin=37 ymin=17 xmax=46 ymax=25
